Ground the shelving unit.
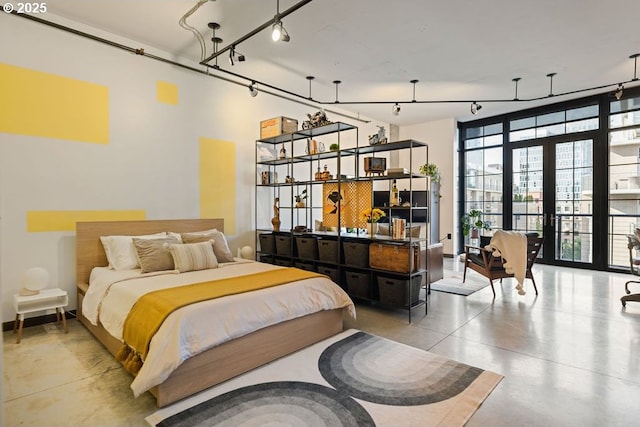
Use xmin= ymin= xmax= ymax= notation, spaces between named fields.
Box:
xmin=255 ymin=121 xmax=432 ymax=322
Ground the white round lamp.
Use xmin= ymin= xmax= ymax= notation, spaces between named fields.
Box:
xmin=20 ymin=267 xmax=50 ymax=296
xmin=239 ymin=246 xmax=254 ymax=260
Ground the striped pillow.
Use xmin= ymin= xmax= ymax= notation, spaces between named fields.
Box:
xmin=165 ymin=241 xmax=218 ymax=272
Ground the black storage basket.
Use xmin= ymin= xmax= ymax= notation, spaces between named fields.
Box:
xmin=342 ymin=240 xmax=369 ymax=268
xmin=274 ymin=234 xmax=292 ymax=256
xmin=295 ymin=236 xmax=318 ymax=260
xmin=317 ymin=238 xmax=340 ymax=263
xmin=376 ymin=274 xmax=422 ymax=307
xmin=295 ymin=261 xmax=317 ymax=272
xmin=259 ymin=233 xmax=276 ymax=254
xmin=317 ymin=265 xmax=339 ymax=283
xmin=345 ymin=270 xmax=370 ymax=299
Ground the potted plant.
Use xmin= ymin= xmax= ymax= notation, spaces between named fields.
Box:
xmin=419 ymin=162 xmax=440 ymax=183
xmin=329 ymin=143 xmax=339 ymax=152
xmin=295 ymin=189 xmax=307 ymax=208
xmin=461 ymin=209 xmax=490 ymax=238
xmin=359 ymin=207 xmax=386 ymax=235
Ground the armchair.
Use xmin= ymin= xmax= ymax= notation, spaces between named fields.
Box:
xmin=622 ymin=231 xmax=640 ymax=307
xmin=463 ymin=233 xmax=544 ymax=297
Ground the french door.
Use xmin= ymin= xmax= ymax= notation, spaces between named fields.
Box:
xmin=512 ymin=137 xmax=595 ymax=267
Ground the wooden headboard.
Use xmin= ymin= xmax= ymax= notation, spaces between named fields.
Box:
xmin=76 ymin=218 xmax=225 ymax=285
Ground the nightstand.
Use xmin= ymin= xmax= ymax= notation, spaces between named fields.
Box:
xmin=13 ymin=288 xmax=69 ymax=343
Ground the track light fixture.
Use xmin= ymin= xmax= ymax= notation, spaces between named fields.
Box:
xmin=249 ymin=81 xmax=258 ymax=97
xmin=614 ymin=83 xmax=624 ymax=100
xmin=271 ymin=0 xmax=290 ymax=42
xmin=470 ymin=101 xmax=482 ymax=115
xmin=228 ymin=46 xmax=246 ymax=66
xmin=392 ymin=103 xmax=401 ymax=116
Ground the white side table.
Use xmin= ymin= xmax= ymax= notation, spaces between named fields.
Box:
xmin=13 ymin=288 xmax=69 ymax=343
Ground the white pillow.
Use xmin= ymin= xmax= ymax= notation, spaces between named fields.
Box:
xmin=100 ymin=232 xmax=167 ymax=271
xmin=165 ymin=241 xmax=218 ymax=272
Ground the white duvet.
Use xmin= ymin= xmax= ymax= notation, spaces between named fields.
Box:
xmin=82 ymin=260 xmax=355 ymax=397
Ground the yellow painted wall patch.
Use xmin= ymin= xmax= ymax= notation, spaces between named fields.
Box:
xmin=27 ymin=210 xmax=146 ymax=232
xmin=0 ymin=63 xmax=109 ymax=144
xmin=199 ymin=138 xmax=236 ymax=235
xmin=157 ymin=81 xmax=178 ymax=105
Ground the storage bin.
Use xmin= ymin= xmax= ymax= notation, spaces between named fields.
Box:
xmin=259 ymin=233 xmax=276 ymax=254
xmin=342 ymin=240 xmax=369 ymax=268
xmin=275 ymin=234 xmax=292 ymax=256
xmin=317 ymin=238 xmax=340 ymax=263
xmin=295 ymin=236 xmax=318 ymax=260
xmin=295 ymin=261 xmax=316 ymax=272
xmin=258 ymin=254 xmax=274 ymax=264
xmin=260 ymin=116 xmax=298 ymax=139
xmin=377 ymin=274 xmax=423 ymax=307
xmin=345 ymin=270 xmax=371 ymax=299
xmin=274 ymin=257 xmax=293 ymax=267
xmin=317 ymin=266 xmax=339 ymax=283
xmin=369 ymin=242 xmax=424 ymax=273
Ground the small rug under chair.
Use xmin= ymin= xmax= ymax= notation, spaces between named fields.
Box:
xmin=430 ymin=270 xmax=492 ymax=296
xmin=146 ymin=329 xmax=503 ymax=427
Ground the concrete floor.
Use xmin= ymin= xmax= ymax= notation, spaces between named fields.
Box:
xmin=3 ymin=259 xmax=640 ymax=426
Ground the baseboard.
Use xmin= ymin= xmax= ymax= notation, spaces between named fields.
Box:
xmin=2 ymin=310 xmax=77 ymax=332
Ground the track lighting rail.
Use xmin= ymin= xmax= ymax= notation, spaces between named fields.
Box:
xmin=199 ymin=0 xmax=312 ymax=66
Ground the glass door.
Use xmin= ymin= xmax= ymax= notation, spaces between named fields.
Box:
xmin=512 ymin=139 xmax=594 ymax=266
xmin=551 ymin=139 xmax=593 ymax=265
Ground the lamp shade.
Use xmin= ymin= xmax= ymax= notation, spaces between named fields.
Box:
xmin=240 ymin=246 xmax=254 ymax=260
xmin=21 ymin=267 xmax=49 ymax=295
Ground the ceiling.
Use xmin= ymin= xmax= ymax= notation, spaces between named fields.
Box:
xmin=41 ymin=0 xmax=640 ymax=126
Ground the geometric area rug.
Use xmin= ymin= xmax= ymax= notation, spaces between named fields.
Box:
xmin=146 ymin=329 xmax=503 ymax=427
xmin=430 ymin=271 xmax=491 ymax=296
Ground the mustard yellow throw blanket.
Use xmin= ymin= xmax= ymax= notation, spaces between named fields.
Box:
xmin=116 ymin=268 xmax=323 ymax=374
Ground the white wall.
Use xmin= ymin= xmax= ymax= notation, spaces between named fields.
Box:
xmin=400 ymin=119 xmax=458 ymax=255
xmin=0 ymin=13 xmax=383 ymax=322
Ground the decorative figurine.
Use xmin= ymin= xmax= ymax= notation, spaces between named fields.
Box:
xmin=368 ymin=125 xmax=388 ymax=145
xmin=271 ymin=197 xmax=280 ymax=231
xmin=302 ymin=110 xmax=332 ymax=129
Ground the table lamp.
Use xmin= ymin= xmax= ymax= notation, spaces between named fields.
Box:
xmin=20 ymin=267 xmax=49 ymax=296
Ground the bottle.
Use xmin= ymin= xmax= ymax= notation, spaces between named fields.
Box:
xmin=279 ymin=144 xmax=286 ymax=159
xmin=390 ymin=180 xmax=399 ymax=207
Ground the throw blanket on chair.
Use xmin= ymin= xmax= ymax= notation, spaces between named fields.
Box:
xmin=116 ymin=268 xmax=324 ymax=375
xmin=487 ymin=230 xmax=528 ymax=295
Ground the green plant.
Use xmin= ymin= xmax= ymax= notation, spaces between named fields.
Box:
xmin=329 ymin=143 xmax=339 ymax=151
xmin=461 ymin=209 xmax=490 ymax=236
xmin=419 ymin=163 xmax=440 ymax=183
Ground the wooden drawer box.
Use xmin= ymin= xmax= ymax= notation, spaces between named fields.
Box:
xmin=260 ymin=116 xmax=298 ymax=139
xmin=369 ymin=242 xmax=425 ymax=273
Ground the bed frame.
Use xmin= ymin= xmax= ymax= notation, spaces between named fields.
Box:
xmin=75 ymin=218 xmax=344 ymax=407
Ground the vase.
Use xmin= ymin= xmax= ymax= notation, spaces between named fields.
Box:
xmin=367 ymin=222 xmax=378 ymax=235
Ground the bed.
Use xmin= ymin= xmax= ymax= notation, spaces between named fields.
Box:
xmin=75 ymin=218 xmax=354 ymax=407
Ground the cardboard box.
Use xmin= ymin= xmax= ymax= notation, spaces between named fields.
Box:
xmin=260 ymin=116 xmax=298 ymax=139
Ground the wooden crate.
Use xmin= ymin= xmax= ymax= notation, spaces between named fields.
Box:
xmin=260 ymin=116 xmax=298 ymax=139
xmin=369 ymin=242 xmax=425 ymax=273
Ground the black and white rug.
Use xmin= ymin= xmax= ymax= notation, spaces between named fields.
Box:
xmin=146 ymin=330 xmax=503 ymax=427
